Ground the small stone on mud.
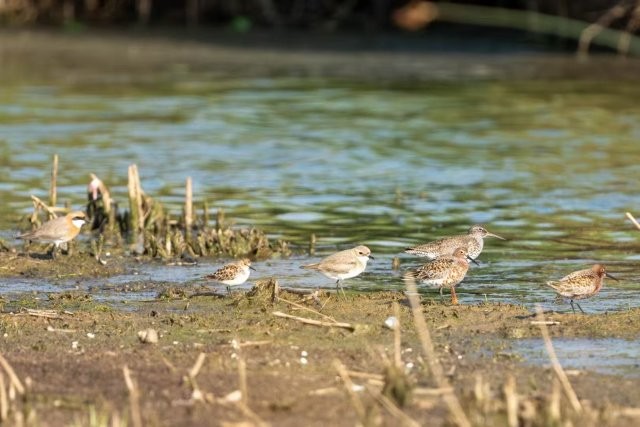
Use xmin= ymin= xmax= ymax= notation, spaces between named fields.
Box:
xmin=384 ymin=316 xmax=399 ymax=330
xmin=138 ymin=328 xmax=159 ymax=344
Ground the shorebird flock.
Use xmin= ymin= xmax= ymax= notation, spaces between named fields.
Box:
xmin=18 ymin=216 xmax=617 ymax=314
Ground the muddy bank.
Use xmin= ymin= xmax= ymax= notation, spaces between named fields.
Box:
xmin=0 ymin=289 xmax=639 ymax=426
xmin=2 ymin=29 xmax=640 ymax=84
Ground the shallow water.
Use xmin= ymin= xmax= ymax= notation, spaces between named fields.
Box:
xmin=515 ymin=338 xmax=640 ymax=378
xmin=1 ymin=70 xmax=640 ymax=312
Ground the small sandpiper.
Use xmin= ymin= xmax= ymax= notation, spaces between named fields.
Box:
xmin=405 ymin=224 xmax=505 ymax=260
xmin=403 ymin=246 xmax=474 ymax=305
xmin=206 ymin=259 xmax=255 ymax=293
xmin=301 ymin=245 xmax=373 ymax=296
xmin=547 ymin=264 xmax=618 ymax=314
xmin=17 ymin=211 xmax=87 ymax=259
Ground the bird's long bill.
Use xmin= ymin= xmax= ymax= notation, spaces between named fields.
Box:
xmin=487 ymin=232 xmax=506 ymax=240
xmin=467 ymin=256 xmax=480 ymax=266
xmin=368 ymin=255 xmax=375 ymax=260
xmin=249 ymin=266 xmax=257 ymax=271
xmin=606 ymin=272 xmax=619 ymax=281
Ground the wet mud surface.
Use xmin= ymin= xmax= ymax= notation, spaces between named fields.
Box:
xmin=0 ymin=252 xmax=639 ymax=426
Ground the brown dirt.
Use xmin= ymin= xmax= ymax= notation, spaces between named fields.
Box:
xmin=0 ymin=283 xmax=638 ymax=426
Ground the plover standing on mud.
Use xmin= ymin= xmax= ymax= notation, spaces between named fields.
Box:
xmin=405 ymin=224 xmax=505 ymax=260
xmin=403 ymin=246 xmax=474 ymax=305
xmin=206 ymin=259 xmax=255 ymax=293
xmin=301 ymin=245 xmax=373 ymax=296
xmin=17 ymin=211 xmax=87 ymax=259
xmin=547 ymin=264 xmax=618 ymax=314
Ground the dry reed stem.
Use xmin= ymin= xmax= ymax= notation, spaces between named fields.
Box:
xmin=333 ymin=359 xmax=366 ymax=421
xmin=503 ymin=375 xmax=518 ymax=427
xmin=18 ymin=308 xmax=63 ymax=319
xmin=578 ymin=2 xmax=628 ymax=57
xmin=403 ymin=277 xmax=471 ymax=427
xmin=30 ymin=195 xmax=62 ymax=218
xmin=534 ymin=305 xmax=582 ymax=413
xmin=49 ymin=154 xmax=58 ymax=214
xmin=185 ymin=177 xmax=193 ymax=239
xmin=233 ymin=401 xmax=269 ymax=427
xmin=0 ymin=371 xmax=7 ymax=422
xmin=122 ymin=365 xmax=143 ymax=427
xmin=530 ymin=320 xmax=560 ymax=326
xmin=278 ymin=297 xmax=337 ymax=323
xmin=272 ymin=311 xmax=355 ymax=331
xmin=392 ymin=302 xmax=402 ymax=369
xmin=369 ymin=387 xmax=421 ymax=427
xmin=189 ymin=352 xmax=206 ymax=379
xmin=626 ymin=212 xmax=640 ymax=230
xmin=0 ymin=354 xmax=25 ymax=395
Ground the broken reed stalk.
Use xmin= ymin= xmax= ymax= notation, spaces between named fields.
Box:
xmin=534 ymin=305 xmax=582 ymax=413
xmin=30 ymin=195 xmax=61 ymax=219
xmin=0 ymin=371 xmax=7 ymax=422
xmin=433 ymin=2 xmax=640 ymax=56
xmin=503 ymin=375 xmax=518 ymax=427
xmin=187 ymin=352 xmax=206 ymax=401
xmin=185 ymin=177 xmax=193 ymax=240
xmin=278 ymin=297 xmax=337 ymax=323
xmin=49 ymin=154 xmax=58 ymax=217
xmin=369 ymin=388 xmax=421 ymax=427
xmin=0 ymin=354 xmax=25 ymax=395
xmin=122 ymin=365 xmax=143 ymax=427
xmin=333 ymin=360 xmax=366 ymax=421
xmin=238 ymin=354 xmax=248 ymax=406
xmin=626 ymin=212 xmax=640 ymax=230
xmin=272 ymin=311 xmax=355 ymax=331
xmin=403 ymin=276 xmax=471 ymax=427
xmin=392 ymin=302 xmax=402 ymax=369
xmin=127 ymin=164 xmax=145 ymax=246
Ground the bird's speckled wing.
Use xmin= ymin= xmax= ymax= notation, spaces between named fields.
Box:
xmin=207 ymin=264 xmax=240 ymax=281
xmin=408 ymin=257 xmax=457 ymax=281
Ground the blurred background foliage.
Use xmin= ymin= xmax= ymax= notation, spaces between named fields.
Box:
xmin=1 ymin=0 xmax=638 ymax=33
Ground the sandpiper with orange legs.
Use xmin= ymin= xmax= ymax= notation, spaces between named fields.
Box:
xmin=403 ymin=246 xmax=475 ymax=305
xmin=547 ymin=264 xmax=618 ymax=314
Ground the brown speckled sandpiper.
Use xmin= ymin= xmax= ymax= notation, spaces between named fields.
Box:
xmin=403 ymin=246 xmax=474 ymax=305
xmin=206 ymin=259 xmax=255 ymax=293
xmin=547 ymin=264 xmax=618 ymax=314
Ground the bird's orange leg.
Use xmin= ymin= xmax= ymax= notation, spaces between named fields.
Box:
xmin=450 ymin=287 xmax=459 ymax=305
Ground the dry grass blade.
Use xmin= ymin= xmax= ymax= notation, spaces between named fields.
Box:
xmin=0 ymin=354 xmax=25 ymax=395
xmin=49 ymin=154 xmax=58 ymax=210
xmin=272 ymin=311 xmax=355 ymax=331
xmin=369 ymin=387 xmax=421 ymax=427
xmin=534 ymin=305 xmax=582 ymax=413
xmin=122 ymin=365 xmax=143 ymax=427
xmin=278 ymin=297 xmax=337 ymax=322
xmin=333 ymin=359 xmax=366 ymax=421
xmin=403 ymin=277 xmax=471 ymax=427
xmin=0 ymin=371 xmax=7 ymax=422
xmin=189 ymin=352 xmax=206 ymax=379
xmin=503 ymin=375 xmax=518 ymax=427
xmin=626 ymin=212 xmax=640 ymax=230
xmin=392 ymin=301 xmax=402 ymax=369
